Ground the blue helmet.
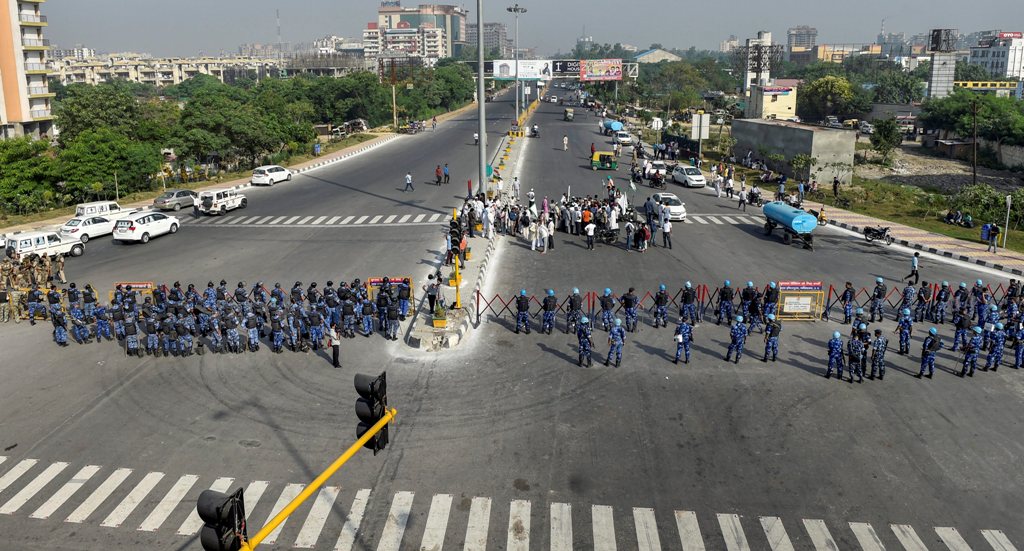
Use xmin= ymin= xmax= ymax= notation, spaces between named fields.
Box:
xmin=976 ymin=279 xmax=983 ymax=286
xmin=833 ymin=331 xmax=841 ymax=339
xmin=859 ymin=323 xmax=867 ymax=330
xmin=520 ymin=289 xmax=527 ymax=296
xmin=735 ymin=315 xmax=744 ymax=323
xmin=580 ymin=316 xmax=589 ymax=324
xmin=941 ymin=281 xmax=949 ymax=287
xmin=973 ymin=326 xmax=983 ymax=334
xmin=996 ymin=322 xmax=1004 ymax=330
xmin=959 ymin=282 xmax=967 ymax=288
xmin=573 ymin=287 xmax=579 ymax=294
xmin=902 ymin=308 xmax=911 ymax=316
xmin=929 ymin=327 xmax=938 ymax=336
xmin=769 ymin=281 xmax=777 ymax=289
xmin=856 ymin=308 xmax=864 ymax=315
xmin=724 ymin=280 xmax=731 ymax=287
xmin=659 ymin=284 xmax=666 ymax=291
xmin=614 ymin=318 xmax=622 ymax=326
xmin=991 ymin=304 xmax=999 ymax=311
xmin=685 ymin=281 xmax=692 ymax=289
xmin=746 ymin=281 xmax=753 ymax=287
xmin=766 ymin=313 xmax=776 ymax=321
xmin=547 ymin=289 xmax=555 ymax=297
xmin=604 ymin=288 xmax=612 ymax=296
xmin=876 ymin=277 xmax=883 ymax=284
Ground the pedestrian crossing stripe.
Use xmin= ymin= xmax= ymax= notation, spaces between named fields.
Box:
xmin=185 ymin=212 xmax=450 ymax=228
xmin=0 ymin=455 xmax=1019 ymax=550
xmin=680 ymin=214 xmax=763 ymax=226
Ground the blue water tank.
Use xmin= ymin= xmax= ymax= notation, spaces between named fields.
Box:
xmin=603 ymin=120 xmax=624 ymax=132
xmin=763 ymin=201 xmax=818 ymax=234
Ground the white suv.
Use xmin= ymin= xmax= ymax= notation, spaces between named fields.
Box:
xmin=7 ymin=231 xmax=84 ymax=260
xmin=251 ymin=165 xmax=292 ymax=186
xmin=197 ymin=189 xmax=247 ymax=215
xmin=113 ymin=211 xmax=180 ymax=244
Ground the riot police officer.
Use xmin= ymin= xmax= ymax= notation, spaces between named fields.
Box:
xmin=673 ymin=317 xmax=693 ymax=364
xmin=717 ymin=281 xmax=734 ymax=325
xmin=724 ymin=315 xmax=747 ymax=363
xmin=918 ymin=327 xmax=943 ymax=378
xmin=680 ymin=281 xmax=698 ymax=324
xmin=606 ymin=318 xmax=626 ymax=367
xmin=764 ymin=281 xmax=779 ymax=318
xmin=541 ymin=289 xmax=558 ymax=334
xmin=515 ymin=289 xmax=531 ymax=334
xmin=869 ymin=277 xmax=887 ymax=322
xmin=620 ymin=288 xmax=639 ymax=332
xmin=762 ymin=314 xmax=781 ymax=362
xmin=653 ymin=284 xmax=669 ymax=328
xmin=576 ymin=315 xmax=594 ymax=367
xmin=565 ymin=288 xmax=583 ymax=334
xmin=599 ymin=288 xmax=615 ymax=331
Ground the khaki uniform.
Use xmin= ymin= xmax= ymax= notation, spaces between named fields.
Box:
xmin=0 ymin=259 xmax=13 ymax=289
xmin=0 ymin=287 xmax=9 ymax=322
xmin=53 ymin=254 xmax=66 ymax=284
xmin=40 ymin=255 xmax=52 ymax=283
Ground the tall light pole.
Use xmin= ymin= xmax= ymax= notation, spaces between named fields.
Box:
xmin=507 ymin=4 xmax=526 ymax=128
xmin=476 ymin=0 xmax=487 ymax=196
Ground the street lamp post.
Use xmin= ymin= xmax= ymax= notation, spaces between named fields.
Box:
xmin=476 ymin=0 xmax=487 ymax=197
xmin=507 ymin=4 xmax=526 ymax=128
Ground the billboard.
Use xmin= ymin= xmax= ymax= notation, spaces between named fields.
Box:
xmin=580 ymin=59 xmax=623 ymax=81
xmin=999 ymin=32 xmax=1023 ymax=39
xmin=491 ymin=60 xmax=552 ymax=81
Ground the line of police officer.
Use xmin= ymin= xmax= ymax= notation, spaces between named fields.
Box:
xmin=21 ymin=277 xmax=414 ymax=359
xmin=510 ymin=280 xmax=784 ymax=368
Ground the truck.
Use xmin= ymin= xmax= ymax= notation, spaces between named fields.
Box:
xmin=762 ymin=201 xmax=817 ymax=250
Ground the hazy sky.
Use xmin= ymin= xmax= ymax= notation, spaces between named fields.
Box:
xmin=45 ymin=0 xmax=1018 ymax=57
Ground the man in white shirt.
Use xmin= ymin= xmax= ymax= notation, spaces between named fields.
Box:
xmin=662 ymin=219 xmax=673 ymax=249
xmin=584 ymin=221 xmax=597 ymax=250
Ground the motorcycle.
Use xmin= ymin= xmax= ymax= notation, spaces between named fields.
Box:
xmin=648 ymin=173 xmax=666 ymax=189
xmin=806 ymin=206 xmax=828 ymax=226
xmin=598 ymin=227 xmax=620 ymax=245
xmin=531 ymin=126 xmax=540 ymax=138
xmin=864 ymin=225 xmax=894 ymax=245
xmin=748 ymin=191 xmax=764 ymax=207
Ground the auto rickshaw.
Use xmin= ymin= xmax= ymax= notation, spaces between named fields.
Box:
xmin=564 ymin=108 xmax=574 ymax=121
xmin=591 ymin=152 xmax=618 ymax=171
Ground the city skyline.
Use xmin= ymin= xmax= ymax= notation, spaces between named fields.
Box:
xmin=44 ymin=0 xmax=1023 ymax=57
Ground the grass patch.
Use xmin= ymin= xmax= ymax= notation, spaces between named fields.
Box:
xmin=0 ymin=133 xmax=378 ymax=231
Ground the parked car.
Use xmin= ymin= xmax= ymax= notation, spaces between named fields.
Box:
xmin=74 ymin=200 xmax=136 ymax=219
xmin=113 ymin=211 xmax=179 ymax=244
xmin=644 ymin=161 xmax=668 ymax=179
xmin=59 ymin=216 xmax=116 ymax=243
xmin=652 ymin=192 xmax=688 ymax=221
xmin=197 ymin=189 xmax=247 ymax=215
xmin=152 ymin=189 xmax=198 ymax=211
xmin=671 ymin=166 xmax=707 ymax=188
xmin=859 ymin=121 xmax=875 ymax=134
xmin=7 ymin=231 xmax=84 ymax=259
xmin=250 ymin=165 xmax=293 ymax=186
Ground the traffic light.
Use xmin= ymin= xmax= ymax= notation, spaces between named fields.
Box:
xmin=354 ymin=372 xmax=389 ymax=455
xmin=197 ymin=488 xmax=247 ymax=551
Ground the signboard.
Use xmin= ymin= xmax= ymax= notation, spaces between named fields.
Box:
xmin=778 ymin=281 xmax=823 ymax=291
xmin=492 ymin=60 xmax=552 ymax=81
xmin=690 ymin=114 xmax=711 ymax=140
xmin=782 ymin=296 xmax=813 ymax=313
xmin=580 ymin=59 xmax=623 ymax=81
xmin=762 ymin=87 xmax=793 ymax=96
xmin=999 ymin=32 xmax=1023 ymax=39
xmin=551 ymin=59 xmax=580 ymax=75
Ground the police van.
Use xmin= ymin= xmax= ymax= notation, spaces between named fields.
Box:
xmin=6 ymin=230 xmax=84 ymax=260
xmin=74 ymin=201 xmax=138 ymax=219
xmin=197 ymin=189 xmax=247 ymax=216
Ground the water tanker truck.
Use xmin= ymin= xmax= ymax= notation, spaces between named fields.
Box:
xmin=762 ymin=201 xmax=817 ymax=250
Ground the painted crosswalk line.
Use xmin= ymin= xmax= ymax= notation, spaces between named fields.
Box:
xmin=0 ymin=461 xmax=68 ymax=514
xmin=141 ymin=474 xmax=198 ymax=532
xmin=0 ymin=459 xmax=38 ymax=495
xmin=550 ymin=502 xmax=573 ymax=551
xmin=849 ymin=522 xmax=886 ymax=551
xmin=936 ymin=526 xmax=974 ymax=551
xmin=760 ymin=516 xmax=795 ymax=551
xmin=982 ymin=529 xmax=1019 ymax=551
xmin=891 ymin=523 xmax=929 ymax=551
xmin=420 ymin=493 xmax=453 ymax=551
xmin=675 ymin=510 xmax=706 ymax=551
xmin=189 ymin=211 xmax=452 ymax=229
xmin=507 ymin=499 xmax=531 ymax=551
xmin=803 ymin=519 xmax=840 ymax=551
xmin=634 ymin=507 xmax=663 ymax=551
xmin=175 ymin=476 xmax=233 ymax=535
xmin=592 ymin=505 xmax=616 ymax=551
xmin=29 ymin=464 xmax=101 ymax=520
xmin=66 ymin=468 xmax=132 ymax=523
xmin=100 ymin=471 xmax=164 ymax=528
xmin=263 ymin=483 xmax=304 ymax=544
xmin=464 ymin=496 xmax=492 ymax=551
xmin=718 ymin=513 xmax=751 ymax=551
xmin=377 ymin=490 xmax=414 ymax=551
xmin=333 ymin=488 xmax=370 ymax=551
xmin=293 ymin=486 xmax=340 ymax=548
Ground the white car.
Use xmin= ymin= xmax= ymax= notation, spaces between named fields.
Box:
xmin=197 ymin=189 xmax=247 ymax=215
xmin=59 ymin=216 xmax=117 ymax=243
xmin=250 ymin=165 xmax=293 ymax=186
xmin=671 ymin=165 xmax=707 ymax=188
xmin=614 ymin=131 xmax=633 ymax=145
xmin=652 ymin=193 xmax=687 ymax=221
xmin=859 ymin=121 xmax=875 ymax=134
xmin=7 ymin=231 xmax=84 ymax=260
xmin=644 ymin=161 xmax=668 ymax=179
xmin=113 ymin=211 xmax=180 ymax=244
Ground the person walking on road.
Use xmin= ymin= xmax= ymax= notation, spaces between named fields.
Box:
xmin=986 ymin=223 xmax=1000 ymax=253
xmin=435 ymin=165 xmax=443 ymax=185
xmin=662 ymin=219 xmax=673 ymax=249
xmin=563 ymin=135 xmax=569 ymax=151
xmin=905 ymin=252 xmax=920 ymax=284
xmin=737 ymin=187 xmax=748 ymax=211
xmin=584 ymin=220 xmax=596 ymax=250
xmin=443 ymin=163 xmax=450 ymax=184
xmin=403 ymin=172 xmax=414 ymax=192
xmin=832 ymin=176 xmax=841 ymax=198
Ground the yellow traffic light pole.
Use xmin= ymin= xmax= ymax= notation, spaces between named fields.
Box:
xmin=240 ymin=408 xmax=397 ymax=551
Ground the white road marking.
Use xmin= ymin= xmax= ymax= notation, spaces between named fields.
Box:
xmin=721 ymin=216 xmax=739 ymax=224
xmin=0 ymin=461 xmax=68 ymax=514
xmin=376 ymin=490 xmax=414 ymax=551
xmin=283 ymin=216 xmax=301 ymax=225
xmin=891 ymin=524 xmax=929 ymax=551
xmin=100 ymin=471 xmax=164 ymax=528
xmin=339 ymin=216 xmax=355 ymax=225
xmin=141 ymin=474 xmax=199 ymax=532
xmin=243 ymin=480 xmax=269 ymax=521
xmin=253 ymin=216 xmax=275 ymax=224
xmin=803 ymin=519 xmax=840 ymax=551
xmin=675 ymin=510 xmax=706 ymax=551
xmin=398 ymin=214 xmax=411 ymax=223
xmin=354 ymin=216 xmax=369 ymax=224
xmin=693 ymin=217 xmax=708 ymax=224
xmin=717 ymin=514 xmax=750 ymax=551
xmin=66 ymin=468 xmax=132 ymax=523
xmin=263 ymin=483 xmax=304 ymax=544
xmin=464 ymin=496 xmax=492 ymax=551
xmin=413 ymin=214 xmax=426 ymax=223
xmin=848 ymin=522 xmax=885 ymax=551
xmin=211 ymin=216 xmax=233 ymax=225
xmin=30 ymin=465 xmax=101 ymax=520
xmin=369 ymin=215 xmax=383 ymax=224
xmin=550 ymin=502 xmax=573 ymax=551
xmin=311 ymin=216 xmax=328 ymax=225
xmin=0 ymin=459 xmax=38 ymax=494
xmin=269 ymin=216 xmax=287 ymax=224
xmin=333 ymin=488 xmax=371 ymax=551
xmin=429 ymin=213 xmax=443 ymax=222
xmin=0 ymin=457 xmax=5 ymax=468
xmin=710 ymin=217 xmax=724 ymax=225
xmin=294 ymin=486 xmax=340 ymax=548
xmin=297 ymin=216 xmax=314 ymax=224
xmin=981 ymin=529 xmax=1018 ymax=551
xmin=507 ymin=499 xmax=531 ymax=551
xmin=935 ymin=527 xmax=973 ymax=551
xmin=634 ymin=507 xmax=663 ymax=551
xmin=384 ymin=215 xmax=397 ymax=224
xmin=326 ymin=216 xmax=341 ymax=224
xmin=420 ymin=493 xmax=453 ymax=551
xmin=759 ymin=516 xmax=795 ymax=551
xmin=592 ymin=505 xmax=616 ymax=551
xmin=174 ymin=476 xmax=233 ymax=535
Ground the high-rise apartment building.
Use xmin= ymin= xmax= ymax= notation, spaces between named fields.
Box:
xmin=466 ymin=22 xmax=509 ymax=56
xmin=376 ymin=3 xmax=466 ymax=57
xmin=969 ymin=32 xmax=1024 ymax=80
xmin=786 ymin=26 xmax=817 ymax=51
xmin=0 ymin=0 xmax=54 ymax=138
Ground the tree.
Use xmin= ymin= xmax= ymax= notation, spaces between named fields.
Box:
xmin=955 ymin=61 xmax=993 ymax=82
xmin=869 ymin=118 xmax=903 ymax=164
xmin=0 ymin=137 xmax=59 ymax=215
xmin=58 ymin=128 xmax=160 ymax=199
xmin=789 ymin=154 xmax=818 ymax=180
xmin=54 ymin=81 xmax=142 ymax=145
xmin=797 ymin=75 xmax=855 ymax=122
xmin=872 ymin=70 xmax=925 ymax=104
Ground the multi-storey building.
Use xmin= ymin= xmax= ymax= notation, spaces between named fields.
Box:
xmin=50 ymin=44 xmax=96 ymax=61
xmin=0 ymin=0 xmax=55 ymax=138
xmin=969 ymin=32 xmax=1024 ymax=79
xmin=465 ymin=22 xmax=508 ymax=56
xmin=376 ymin=3 xmax=466 ymax=57
xmin=51 ymin=55 xmax=280 ymax=87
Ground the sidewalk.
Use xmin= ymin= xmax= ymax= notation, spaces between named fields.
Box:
xmin=826 ymin=207 xmax=1024 ymax=276
xmin=0 ymin=132 xmax=400 ymax=235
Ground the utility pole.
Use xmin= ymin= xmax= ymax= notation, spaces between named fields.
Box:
xmin=972 ymin=98 xmax=978 ymax=186
xmin=507 ymin=4 xmax=527 ymax=128
xmin=476 ymin=0 xmax=487 ymax=196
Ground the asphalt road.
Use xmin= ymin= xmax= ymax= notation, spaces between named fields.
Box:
xmin=1 ymin=83 xmax=1022 ymax=551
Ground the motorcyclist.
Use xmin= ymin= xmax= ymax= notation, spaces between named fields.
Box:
xmin=474 ymin=132 xmax=479 ymax=144
xmin=532 ymin=124 xmax=539 ymax=137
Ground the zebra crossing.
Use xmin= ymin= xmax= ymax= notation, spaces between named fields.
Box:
xmin=0 ymin=455 xmax=1018 ymax=550
xmin=682 ymin=213 xmax=764 ymax=226
xmin=182 ymin=212 xmax=452 ymax=228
